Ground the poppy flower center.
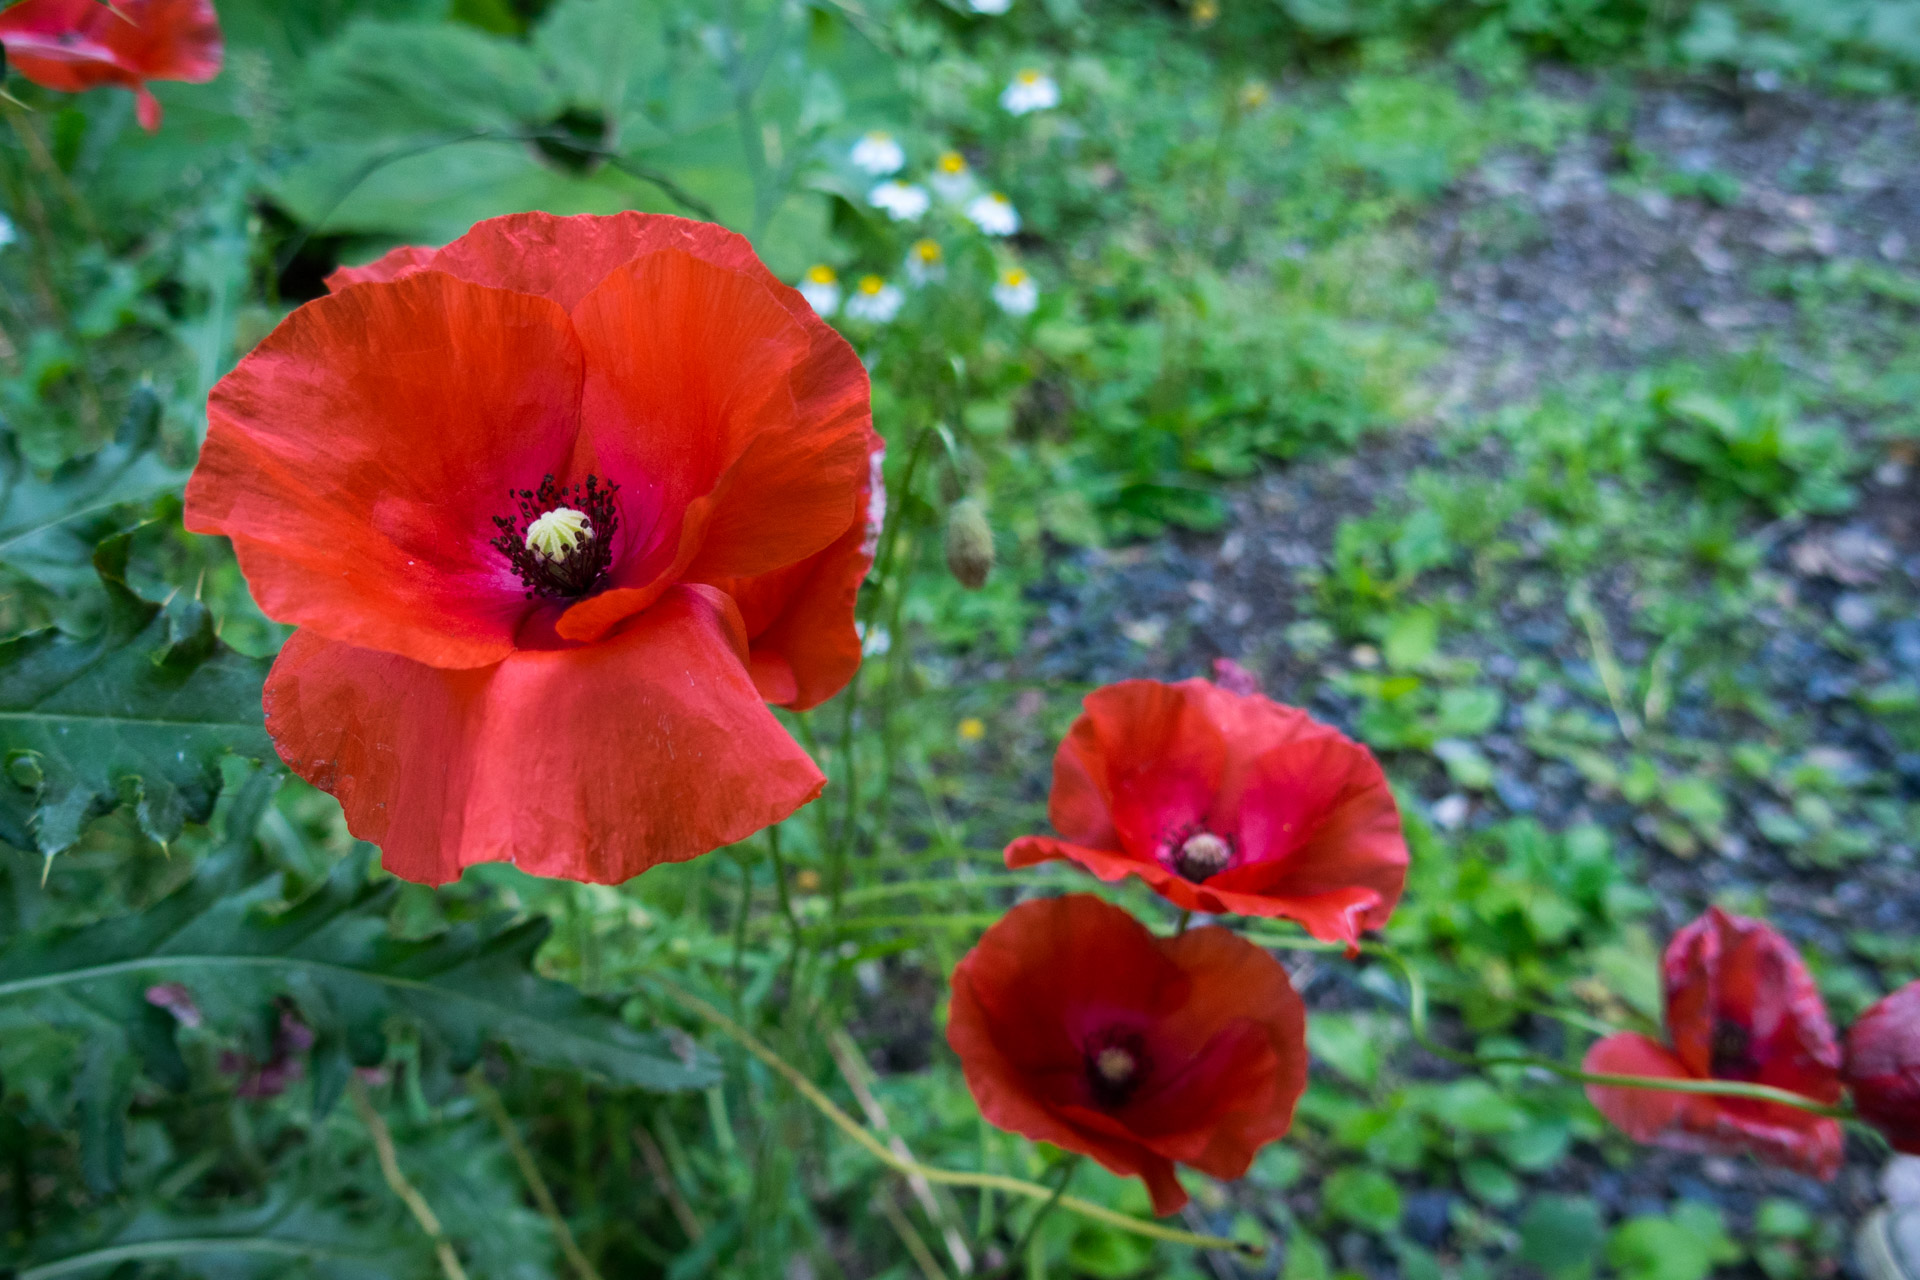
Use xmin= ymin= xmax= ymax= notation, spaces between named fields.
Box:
xmin=1709 ymin=1019 xmax=1755 ymax=1077
xmin=1084 ymin=1030 xmax=1149 ymax=1108
xmin=1172 ymin=830 xmax=1233 ymax=882
xmin=492 ymin=474 xmax=620 ymax=599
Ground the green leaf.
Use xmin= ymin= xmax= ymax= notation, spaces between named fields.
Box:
xmin=1606 ymin=1203 xmax=1739 ymax=1280
xmin=13 ymin=1198 xmax=429 ymax=1280
xmin=1322 ymin=1167 xmax=1401 ymax=1234
xmin=0 ymin=532 xmax=273 ymax=857
xmin=0 ymin=792 xmax=717 ymax=1095
xmin=1518 ymin=1195 xmax=1604 ymax=1280
xmin=0 ymin=386 xmax=187 ymax=606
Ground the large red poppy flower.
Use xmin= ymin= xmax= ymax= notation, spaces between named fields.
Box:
xmin=0 ymin=0 xmax=222 ymax=132
xmin=1583 ymin=907 xmax=1844 ymax=1178
xmin=186 ymin=212 xmax=879 ymax=885
xmin=1843 ymin=980 xmax=1920 ymax=1155
xmin=1004 ymin=679 xmax=1407 ymax=948
xmin=947 ymin=894 xmax=1307 ymax=1215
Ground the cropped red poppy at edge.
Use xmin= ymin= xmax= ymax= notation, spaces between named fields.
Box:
xmin=0 ymin=0 xmax=222 ymax=132
xmin=1583 ymin=906 xmax=1844 ymax=1179
xmin=1004 ymin=678 xmax=1408 ymax=948
xmin=185 ymin=212 xmax=881 ymax=886
xmin=1843 ymin=980 xmax=1920 ymax=1155
xmin=947 ymin=894 xmax=1307 ymax=1215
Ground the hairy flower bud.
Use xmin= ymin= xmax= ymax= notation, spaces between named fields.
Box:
xmin=945 ymin=498 xmax=994 ymax=590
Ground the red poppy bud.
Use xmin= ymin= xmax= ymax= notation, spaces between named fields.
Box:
xmin=187 ymin=213 xmax=880 ymax=885
xmin=947 ymin=894 xmax=1307 ymax=1216
xmin=1004 ymin=679 xmax=1407 ymax=947
xmin=1584 ymin=907 xmax=1843 ymax=1178
xmin=0 ymin=0 xmax=222 ymax=131
xmin=1844 ymin=980 xmax=1920 ymax=1154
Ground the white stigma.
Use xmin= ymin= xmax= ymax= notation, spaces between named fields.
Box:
xmin=1177 ymin=831 xmax=1232 ymax=879
xmin=1095 ymin=1046 xmax=1137 ymax=1084
xmin=525 ymin=507 xmax=593 ymax=563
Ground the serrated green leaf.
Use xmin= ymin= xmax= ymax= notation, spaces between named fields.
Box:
xmin=0 ymin=387 xmax=187 ymax=605
xmin=0 ymin=532 xmax=273 ymax=856
xmin=0 ymin=795 xmax=716 ymax=1094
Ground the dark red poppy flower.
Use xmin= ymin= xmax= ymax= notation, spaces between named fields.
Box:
xmin=1004 ymin=679 xmax=1407 ymax=947
xmin=947 ymin=894 xmax=1307 ymax=1215
xmin=0 ymin=0 xmax=221 ymax=132
xmin=186 ymin=212 xmax=879 ymax=885
xmin=1843 ymin=980 xmax=1920 ymax=1154
xmin=1583 ymin=906 xmax=1844 ymax=1178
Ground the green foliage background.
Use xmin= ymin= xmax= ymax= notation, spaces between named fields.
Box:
xmin=2 ymin=0 xmax=1918 ymax=1275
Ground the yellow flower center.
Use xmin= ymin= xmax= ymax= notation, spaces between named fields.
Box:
xmin=859 ymin=275 xmax=886 ymax=295
xmin=1002 ymin=268 xmax=1028 ymax=286
xmin=1018 ymin=69 xmax=1041 ymax=84
xmin=865 ymin=129 xmax=893 ymax=142
xmin=806 ymin=264 xmax=837 ymax=284
xmin=913 ymin=239 xmax=942 ymax=262
xmin=938 ymin=152 xmax=966 ymax=174
xmin=524 ymin=507 xmax=593 ymax=563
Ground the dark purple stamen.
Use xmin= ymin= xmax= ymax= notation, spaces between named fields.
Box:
xmin=491 ymin=474 xmax=620 ymax=599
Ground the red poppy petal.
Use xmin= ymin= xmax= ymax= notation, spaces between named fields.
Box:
xmin=555 ymin=250 xmax=864 ymax=643
xmin=1662 ymin=908 xmax=1842 ymax=1102
xmin=325 ymin=244 xmax=439 ymax=293
xmin=109 ymin=0 xmax=220 ymax=80
xmin=0 ymin=0 xmax=219 ymax=93
xmin=947 ymin=900 xmax=1193 ymax=1214
xmin=187 ymin=272 xmax=585 ymax=669
xmin=1068 ymin=680 xmax=1227 ymax=855
xmin=1583 ymin=1032 xmax=1694 ymax=1142
xmin=1211 ymin=733 xmax=1407 ymax=939
xmin=1844 ymin=981 xmax=1920 ymax=1155
xmin=266 ymin=587 xmax=823 ymax=885
xmin=1130 ymin=926 xmax=1306 ymax=1172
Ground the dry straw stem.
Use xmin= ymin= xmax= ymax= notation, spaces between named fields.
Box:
xmin=348 ymin=1076 xmax=471 ymax=1280
xmin=877 ymin=1181 xmax=954 ymax=1280
xmin=651 ymin=978 xmax=1263 ymax=1260
xmin=829 ymin=1028 xmax=977 ymax=1274
xmin=467 ymin=1069 xmax=606 ymax=1280
xmin=635 ymin=1123 xmax=706 ymax=1243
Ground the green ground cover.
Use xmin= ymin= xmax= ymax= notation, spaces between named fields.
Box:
xmin=4 ymin=0 xmax=1920 ymax=1275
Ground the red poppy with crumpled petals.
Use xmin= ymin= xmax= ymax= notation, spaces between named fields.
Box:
xmin=1583 ymin=906 xmax=1844 ymax=1179
xmin=947 ymin=894 xmax=1306 ymax=1215
xmin=1843 ymin=980 xmax=1920 ymax=1154
xmin=0 ymin=0 xmax=221 ymax=132
xmin=186 ymin=212 xmax=879 ymax=886
xmin=1004 ymin=679 xmax=1407 ymax=948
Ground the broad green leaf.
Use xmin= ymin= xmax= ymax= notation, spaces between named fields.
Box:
xmin=0 ymin=532 xmax=273 ymax=856
xmin=1322 ymin=1167 xmax=1401 ymax=1234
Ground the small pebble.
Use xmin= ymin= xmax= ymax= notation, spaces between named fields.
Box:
xmin=1431 ymin=794 xmax=1471 ymax=831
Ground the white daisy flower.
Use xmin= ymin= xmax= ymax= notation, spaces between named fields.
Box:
xmin=867 ymin=180 xmax=931 ymax=222
xmin=1000 ymin=69 xmax=1060 ymax=116
xmin=798 ymin=264 xmax=841 ymax=316
xmin=844 ymin=275 xmax=905 ymax=324
xmin=850 ymin=130 xmax=905 ymax=176
xmin=970 ymin=0 xmax=1012 ymax=12
xmin=966 ymin=192 xmax=1020 ymax=237
xmin=904 ymin=239 xmax=946 ymax=286
xmin=930 ymin=150 xmax=976 ymax=203
xmin=992 ymin=266 xmax=1039 ymax=316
